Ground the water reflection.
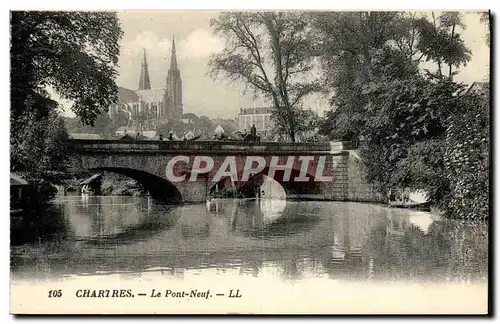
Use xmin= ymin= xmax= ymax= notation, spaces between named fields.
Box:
xmin=11 ymin=197 xmax=488 ymax=285
xmin=206 ymin=198 xmax=320 ymax=238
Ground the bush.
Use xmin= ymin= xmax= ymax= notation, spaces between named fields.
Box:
xmin=444 ymin=88 xmax=489 ymax=219
xmin=11 ymin=110 xmax=70 ymax=207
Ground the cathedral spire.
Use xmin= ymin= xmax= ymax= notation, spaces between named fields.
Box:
xmin=166 ymin=34 xmax=183 ymax=120
xmin=138 ymin=48 xmax=151 ymax=90
xmin=170 ymin=35 xmax=178 ymax=70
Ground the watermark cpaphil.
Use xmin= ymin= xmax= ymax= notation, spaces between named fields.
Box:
xmin=165 ymin=155 xmax=341 ymax=183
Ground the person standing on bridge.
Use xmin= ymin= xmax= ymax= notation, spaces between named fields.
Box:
xmin=168 ymin=132 xmax=174 ymax=141
xmin=250 ymin=124 xmax=257 ymax=136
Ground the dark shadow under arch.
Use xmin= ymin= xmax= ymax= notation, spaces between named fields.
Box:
xmin=207 ymin=166 xmax=322 ymax=199
xmin=90 ymin=167 xmax=182 ymax=203
xmin=250 ymin=167 xmax=322 ymax=196
xmin=208 ymin=175 xmax=266 ymax=198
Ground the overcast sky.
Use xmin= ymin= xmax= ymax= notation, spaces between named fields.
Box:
xmin=64 ymin=11 xmax=490 ymax=119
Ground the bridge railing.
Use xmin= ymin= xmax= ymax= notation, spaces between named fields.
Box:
xmin=67 ymin=139 xmax=355 ymax=153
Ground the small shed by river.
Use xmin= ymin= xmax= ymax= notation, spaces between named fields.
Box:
xmin=10 ymin=173 xmax=31 ymax=212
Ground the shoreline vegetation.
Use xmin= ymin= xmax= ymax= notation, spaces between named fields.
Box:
xmin=63 ymin=173 xmax=148 ymax=198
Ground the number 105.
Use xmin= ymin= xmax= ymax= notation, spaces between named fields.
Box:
xmin=48 ymin=290 xmax=62 ymax=298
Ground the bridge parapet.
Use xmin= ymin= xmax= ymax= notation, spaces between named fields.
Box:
xmin=67 ymin=139 xmax=353 ymax=154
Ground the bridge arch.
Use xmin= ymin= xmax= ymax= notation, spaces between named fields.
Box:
xmin=89 ymin=167 xmax=182 ymax=203
xmin=256 ymin=166 xmax=322 ymax=198
xmin=207 ymin=166 xmax=321 ymax=200
xmin=243 ymin=166 xmax=322 ymax=199
xmin=209 ymin=174 xmax=287 ymax=199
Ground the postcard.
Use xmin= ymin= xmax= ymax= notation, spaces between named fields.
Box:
xmin=9 ymin=10 xmax=490 ymax=314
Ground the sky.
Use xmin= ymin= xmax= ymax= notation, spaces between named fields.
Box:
xmin=63 ymin=11 xmax=490 ymax=119
xmin=115 ymin=11 xmax=254 ymax=119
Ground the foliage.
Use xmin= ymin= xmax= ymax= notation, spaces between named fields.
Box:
xmin=64 ymin=111 xmax=129 ymax=138
xmin=415 ymin=12 xmax=471 ymax=76
xmin=11 ymin=111 xmax=70 ymax=206
xmin=215 ymin=118 xmax=239 ymax=136
xmin=479 ymin=12 xmax=490 ymax=47
xmin=11 ymin=11 xmax=123 ymax=125
xmin=312 ymin=11 xmax=471 ymax=139
xmin=359 ymin=68 xmax=471 ymax=204
xmin=392 ymin=139 xmax=450 ymax=205
xmin=10 ymin=11 xmax=123 ymax=206
xmin=197 ymin=116 xmax=215 ymax=135
xmin=444 ymin=87 xmax=489 ymax=219
xmin=346 ymin=47 xmax=465 ymax=199
xmin=157 ymin=119 xmax=186 ymax=137
xmin=311 ymin=11 xmax=489 ymax=219
xmin=209 ymin=12 xmax=321 ymax=142
xmin=155 ymin=113 xmax=239 ymax=139
xmin=182 ymin=113 xmax=200 ymax=123
xmin=293 ymin=109 xmax=321 ymax=141
xmin=311 ymin=12 xmax=408 ymax=140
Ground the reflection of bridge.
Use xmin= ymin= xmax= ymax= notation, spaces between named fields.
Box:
xmin=68 ymin=140 xmax=381 ymax=203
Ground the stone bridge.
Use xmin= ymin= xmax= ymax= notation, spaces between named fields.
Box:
xmin=67 ymin=140 xmax=382 ymax=203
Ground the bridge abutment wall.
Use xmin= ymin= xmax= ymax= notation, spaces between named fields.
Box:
xmin=347 ymin=151 xmax=385 ymax=203
xmin=312 ymin=153 xmax=349 ymax=201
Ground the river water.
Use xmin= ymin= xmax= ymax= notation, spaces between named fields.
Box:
xmin=11 ymin=196 xmax=488 ymax=285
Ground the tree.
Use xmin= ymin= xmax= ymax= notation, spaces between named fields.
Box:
xmin=182 ymin=113 xmax=200 ymax=124
xmin=294 ymin=109 xmax=321 ymax=141
xmin=11 ymin=110 xmax=70 ymax=206
xmin=157 ymin=119 xmax=185 ymax=137
xmin=444 ymin=86 xmax=489 ymax=219
xmin=10 ymin=11 xmax=123 ymax=125
xmin=197 ymin=116 xmax=215 ymax=137
xmin=216 ymin=118 xmax=239 ymax=135
xmin=355 ymin=59 xmax=464 ymax=199
xmin=91 ymin=113 xmax=117 ymax=138
xmin=209 ymin=12 xmax=321 ymax=142
xmin=10 ymin=11 xmax=123 ymax=205
xmin=310 ymin=12 xmax=404 ymax=140
xmin=480 ymin=12 xmax=490 ymax=46
xmin=65 ymin=112 xmax=124 ymax=138
xmin=415 ymin=12 xmax=471 ymax=77
xmin=479 ymin=12 xmax=491 ymax=76
xmin=312 ymin=11 xmax=474 ymax=210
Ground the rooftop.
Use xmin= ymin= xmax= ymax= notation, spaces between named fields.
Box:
xmin=118 ymin=86 xmax=140 ymax=103
xmin=239 ymin=107 xmax=273 ymax=115
xmin=69 ymin=133 xmax=102 ymax=140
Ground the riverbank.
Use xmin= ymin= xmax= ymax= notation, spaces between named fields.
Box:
xmin=62 ymin=172 xmax=148 ymax=197
xmin=101 ymin=178 xmax=148 ymax=197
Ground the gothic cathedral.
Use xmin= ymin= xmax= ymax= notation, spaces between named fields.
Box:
xmin=109 ymin=36 xmax=183 ymax=129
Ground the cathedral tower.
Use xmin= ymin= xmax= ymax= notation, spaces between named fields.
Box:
xmin=138 ymin=48 xmax=151 ymax=90
xmin=166 ymin=35 xmax=183 ymax=119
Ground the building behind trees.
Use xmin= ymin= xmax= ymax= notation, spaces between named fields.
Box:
xmin=238 ymin=107 xmax=273 ymax=137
